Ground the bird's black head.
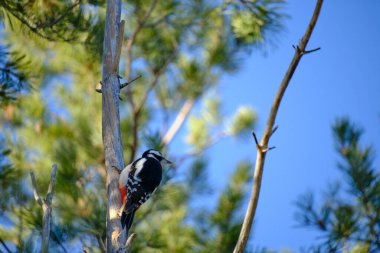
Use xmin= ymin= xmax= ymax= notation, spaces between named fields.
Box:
xmin=142 ymin=149 xmax=172 ymax=165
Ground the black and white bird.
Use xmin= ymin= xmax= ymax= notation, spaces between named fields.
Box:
xmin=118 ymin=149 xmax=172 ymax=231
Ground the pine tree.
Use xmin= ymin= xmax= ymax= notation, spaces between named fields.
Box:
xmin=296 ymin=118 xmax=380 ymax=253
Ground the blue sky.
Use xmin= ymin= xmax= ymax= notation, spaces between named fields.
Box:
xmin=189 ymin=1 xmax=380 ymax=251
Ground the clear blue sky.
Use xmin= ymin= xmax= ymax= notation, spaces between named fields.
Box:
xmin=178 ymin=1 xmax=380 ymax=251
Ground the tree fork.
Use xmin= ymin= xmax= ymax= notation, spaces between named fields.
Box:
xmin=30 ymin=164 xmax=57 ymax=253
xmin=233 ymin=0 xmax=324 ymax=252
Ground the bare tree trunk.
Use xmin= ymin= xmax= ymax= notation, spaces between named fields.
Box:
xmin=101 ymin=0 xmax=127 ymax=251
xmin=233 ymin=1 xmax=324 ymax=252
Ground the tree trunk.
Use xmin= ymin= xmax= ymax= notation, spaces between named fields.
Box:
xmin=101 ymin=0 xmax=127 ymax=251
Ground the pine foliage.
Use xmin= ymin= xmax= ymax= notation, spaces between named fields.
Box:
xmin=296 ymin=119 xmax=380 ymax=253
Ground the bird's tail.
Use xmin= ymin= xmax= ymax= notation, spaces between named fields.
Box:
xmin=121 ymin=208 xmax=136 ymax=233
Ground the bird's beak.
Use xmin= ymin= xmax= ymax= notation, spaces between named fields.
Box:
xmin=162 ymin=158 xmax=173 ymax=166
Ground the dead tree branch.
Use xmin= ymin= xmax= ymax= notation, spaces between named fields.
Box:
xmin=120 ymin=75 xmax=141 ymax=90
xmin=123 ymin=0 xmax=173 ymax=163
xmin=128 ymin=52 xmax=177 ymax=162
xmin=125 ymin=0 xmax=159 ymax=108
xmin=233 ymin=1 xmax=324 ymax=252
xmin=29 ymin=164 xmax=58 ymax=253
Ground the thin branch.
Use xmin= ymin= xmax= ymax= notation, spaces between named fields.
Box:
xmin=252 ymin=131 xmax=275 ymax=152
xmin=134 ymin=73 xmax=159 ymax=116
xmin=0 ymin=237 xmax=11 ymax=253
xmin=303 ymin=47 xmax=321 ymax=55
xmin=3 ymin=7 xmax=55 ymax=41
xmin=293 ymin=45 xmax=321 ymax=55
xmin=239 ymin=0 xmax=256 ymax=13
xmin=95 ymin=75 xmax=140 ymax=94
xmin=125 ymin=0 xmax=159 ymax=108
xmin=17 ymin=209 xmax=23 ymax=252
xmin=95 ymin=233 xmax=106 ymax=253
xmin=233 ymin=1 xmax=324 ymax=252
xmin=251 ymin=131 xmax=260 ymax=150
xmin=46 ymin=164 xmax=57 ymax=205
xmin=128 ymin=52 xmax=177 ymax=162
xmin=129 ymin=111 xmax=139 ymax=164
xmin=30 ymin=171 xmax=44 ymax=206
xmin=123 ymin=0 xmax=178 ymax=161
xmin=1 ymin=1 xmax=80 ymax=42
xmin=161 ymin=99 xmax=195 ymax=146
xmin=145 ymin=13 xmax=171 ymax=27
xmin=270 ymin=125 xmax=278 ymax=137
xmin=134 ymin=51 xmax=176 ymax=116
xmin=120 ymin=75 xmax=141 ymax=90
xmin=120 ymin=233 xmax=137 ymax=253
xmin=129 ymin=73 xmax=162 ymax=163
xmin=36 ymin=0 xmax=81 ymax=29
xmin=52 ymin=230 xmax=69 ymax=253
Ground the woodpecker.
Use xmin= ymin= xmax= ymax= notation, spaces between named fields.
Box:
xmin=118 ymin=149 xmax=172 ymax=231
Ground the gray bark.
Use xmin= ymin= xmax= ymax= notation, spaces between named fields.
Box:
xmin=101 ymin=0 xmax=127 ymax=251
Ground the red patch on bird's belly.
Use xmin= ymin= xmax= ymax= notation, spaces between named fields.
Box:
xmin=119 ymin=184 xmax=127 ymax=205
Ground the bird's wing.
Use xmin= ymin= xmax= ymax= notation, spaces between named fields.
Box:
xmin=119 ymin=158 xmax=144 ymax=186
xmin=119 ymin=161 xmax=138 ymax=206
xmin=119 ymin=162 xmax=133 ymax=187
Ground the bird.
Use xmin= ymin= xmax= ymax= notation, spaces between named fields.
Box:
xmin=118 ymin=149 xmax=172 ymax=232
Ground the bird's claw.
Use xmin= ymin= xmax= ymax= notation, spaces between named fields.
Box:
xmin=118 ymin=202 xmax=126 ymax=218
xmin=117 ymin=209 xmax=123 ymax=218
